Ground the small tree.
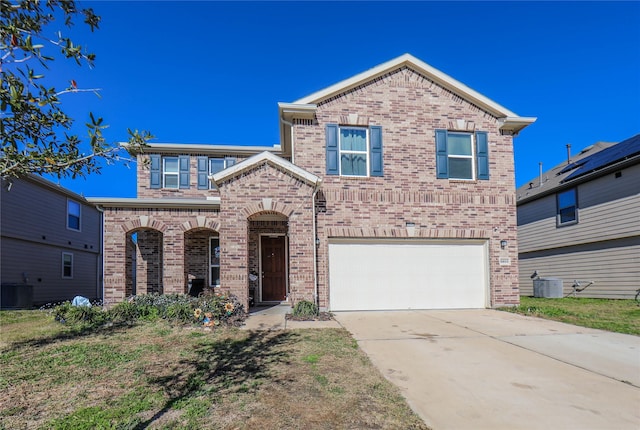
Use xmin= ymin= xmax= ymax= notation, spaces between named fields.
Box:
xmin=0 ymin=0 xmax=151 ymax=182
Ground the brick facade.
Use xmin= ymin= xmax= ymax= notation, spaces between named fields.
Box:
xmin=98 ymin=56 xmax=527 ymax=311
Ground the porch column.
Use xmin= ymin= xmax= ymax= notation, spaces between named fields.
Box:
xmin=163 ymin=229 xmax=186 ymax=294
xmin=220 ymin=217 xmax=249 ymax=310
xmin=103 ymin=224 xmax=127 ymax=304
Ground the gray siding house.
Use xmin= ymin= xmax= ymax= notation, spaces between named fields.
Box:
xmin=516 ymin=134 xmax=640 ymax=298
xmin=1 ymin=175 xmax=102 ymax=307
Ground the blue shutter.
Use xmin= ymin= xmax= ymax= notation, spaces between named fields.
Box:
xmin=150 ymin=154 xmax=161 ymax=189
xmin=197 ymin=156 xmax=208 ymax=189
xmin=326 ymin=124 xmax=339 ymax=175
xmin=435 ymin=130 xmax=449 ymax=179
xmin=179 ymin=155 xmax=190 ymax=189
xmin=369 ymin=125 xmax=383 ymax=177
xmin=476 ymin=131 xmax=489 ymax=180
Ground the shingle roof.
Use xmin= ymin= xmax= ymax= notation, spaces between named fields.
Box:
xmin=515 ymin=137 xmax=636 ymax=204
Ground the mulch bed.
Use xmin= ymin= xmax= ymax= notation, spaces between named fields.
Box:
xmin=285 ymin=312 xmax=334 ymax=321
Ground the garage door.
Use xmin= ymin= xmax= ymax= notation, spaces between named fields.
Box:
xmin=328 ymin=239 xmax=488 ymax=311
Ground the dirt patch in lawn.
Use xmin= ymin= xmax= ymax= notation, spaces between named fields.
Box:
xmin=0 ymin=311 xmax=429 ymax=429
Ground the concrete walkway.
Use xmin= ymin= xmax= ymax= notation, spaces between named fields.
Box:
xmin=241 ymin=303 xmax=342 ymax=330
xmin=333 ymin=309 xmax=640 ymax=430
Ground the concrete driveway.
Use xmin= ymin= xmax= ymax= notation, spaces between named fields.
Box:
xmin=333 ymin=309 xmax=640 ymax=430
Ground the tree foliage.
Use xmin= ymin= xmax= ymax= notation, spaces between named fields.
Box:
xmin=0 ymin=0 xmax=151 ymax=181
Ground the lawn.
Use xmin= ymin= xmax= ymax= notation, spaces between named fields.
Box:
xmin=0 ymin=310 xmax=428 ymax=430
xmin=499 ymin=296 xmax=640 ymax=335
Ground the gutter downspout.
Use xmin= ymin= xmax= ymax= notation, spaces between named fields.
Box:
xmin=311 ymin=181 xmax=322 ymax=308
xmin=95 ymin=205 xmax=104 ymax=304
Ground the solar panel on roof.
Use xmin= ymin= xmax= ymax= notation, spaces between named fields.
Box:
xmin=562 ymin=134 xmax=640 ymax=182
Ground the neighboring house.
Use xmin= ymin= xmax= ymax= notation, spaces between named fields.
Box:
xmin=1 ymin=175 xmax=102 ymax=307
xmin=89 ymin=53 xmax=535 ymax=311
xmin=516 ymin=134 xmax=640 ymax=298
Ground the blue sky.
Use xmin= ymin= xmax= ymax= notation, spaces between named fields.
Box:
xmin=44 ymin=1 xmax=640 ymax=197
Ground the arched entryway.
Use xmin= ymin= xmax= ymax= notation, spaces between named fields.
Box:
xmin=248 ymin=211 xmax=289 ymax=304
xmin=184 ymin=227 xmax=219 ymax=295
xmin=125 ymin=228 xmax=163 ymax=296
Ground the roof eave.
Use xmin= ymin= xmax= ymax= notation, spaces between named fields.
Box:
xmin=87 ymin=197 xmax=221 ymax=209
xmin=124 ymin=142 xmax=282 ymax=156
xmin=498 ymin=117 xmax=537 ymax=136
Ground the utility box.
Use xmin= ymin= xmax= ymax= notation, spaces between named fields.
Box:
xmin=1 ymin=283 xmax=34 ymax=309
xmin=533 ymin=278 xmax=563 ymax=298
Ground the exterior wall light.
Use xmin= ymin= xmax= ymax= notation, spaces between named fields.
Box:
xmin=500 ymin=240 xmax=508 ymax=249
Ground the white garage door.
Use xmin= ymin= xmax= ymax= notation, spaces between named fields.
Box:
xmin=329 ymin=239 xmax=488 ymax=311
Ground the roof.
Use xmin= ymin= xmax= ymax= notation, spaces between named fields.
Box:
xmin=123 ymin=142 xmax=282 ymax=155
xmin=278 ymin=53 xmax=536 ymax=151
xmin=516 ymin=134 xmax=640 ymax=204
xmin=210 ymin=151 xmax=321 ymax=187
xmin=87 ymin=197 xmax=220 ymax=209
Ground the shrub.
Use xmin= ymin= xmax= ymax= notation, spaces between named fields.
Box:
xmin=52 ymin=301 xmax=108 ymax=327
xmin=292 ymin=300 xmax=319 ymax=318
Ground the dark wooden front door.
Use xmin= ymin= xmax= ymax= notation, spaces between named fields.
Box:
xmin=261 ymin=236 xmax=287 ymax=302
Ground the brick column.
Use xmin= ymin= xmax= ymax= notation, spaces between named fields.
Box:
xmin=163 ymin=229 xmax=186 ymax=294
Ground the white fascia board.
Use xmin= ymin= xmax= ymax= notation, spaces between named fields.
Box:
xmin=278 ymin=102 xmax=317 ymax=118
xmin=120 ymin=142 xmax=281 ymax=155
xmin=292 ymin=53 xmax=525 ymax=120
xmin=86 ymin=197 xmax=220 ymax=209
xmin=211 ymin=151 xmax=321 ymax=186
xmin=498 ymin=117 xmax=538 ymax=135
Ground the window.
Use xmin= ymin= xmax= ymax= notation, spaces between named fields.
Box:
xmin=150 ymin=155 xmax=190 ymax=189
xmin=163 ymin=157 xmax=179 ymax=189
xmin=326 ymin=124 xmax=383 ymax=177
xmin=67 ymin=200 xmax=81 ymax=231
xmin=197 ymin=157 xmax=237 ymax=189
xmin=435 ymin=130 xmax=489 ymax=180
xmin=339 ymin=127 xmax=368 ymax=176
xmin=210 ymin=237 xmax=220 ymax=287
xmin=557 ymin=188 xmax=578 ymax=226
xmin=62 ymin=253 xmax=73 ymax=278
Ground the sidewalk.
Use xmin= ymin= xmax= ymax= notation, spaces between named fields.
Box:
xmin=241 ymin=303 xmax=341 ymax=330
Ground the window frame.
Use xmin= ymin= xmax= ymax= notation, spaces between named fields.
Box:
xmin=556 ymin=188 xmax=579 ymax=227
xmin=207 ymin=157 xmax=236 ymax=188
xmin=209 ymin=236 xmax=221 ymax=287
xmin=163 ymin=156 xmax=179 ymax=189
xmin=338 ymin=126 xmax=370 ymax=177
xmin=446 ymin=132 xmax=476 ymax=181
xmin=62 ymin=252 xmax=73 ymax=279
xmin=66 ymin=199 xmax=81 ymax=231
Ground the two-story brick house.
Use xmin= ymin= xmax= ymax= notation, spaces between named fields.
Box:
xmin=89 ymin=54 xmax=535 ymax=311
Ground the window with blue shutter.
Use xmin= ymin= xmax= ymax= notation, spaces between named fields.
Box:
xmin=435 ymin=129 xmax=490 ymax=180
xmin=197 ymin=156 xmax=208 ymax=189
xmin=475 ymin=131 xmax=489 ymax=180
xmin=326 ymin=124 xmax=339 ymax=175
xmin=370 ymin=126 xmax=383 ymax=177
xmin=179 ymin=155 xmax=190 ymax=189
xmin=150 ymin=154 xmax=161 ymax=189
xmin=326 ymin=123 xmax=383 ymax=177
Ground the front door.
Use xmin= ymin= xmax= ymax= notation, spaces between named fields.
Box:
xmin=261 ymin=235 xmax=287 ymax=301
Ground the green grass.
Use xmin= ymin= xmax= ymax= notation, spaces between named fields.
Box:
xmin=0 ymin=310 xmax=429 ymax=429
xmin=499 ymin=297 xmax=640 ymax=335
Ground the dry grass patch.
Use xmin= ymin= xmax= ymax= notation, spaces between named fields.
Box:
xmin=0 ymin=310 xmax=428 ymax=429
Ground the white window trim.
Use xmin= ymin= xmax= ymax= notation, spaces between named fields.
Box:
xmin=209 ymin=236 xmax=221 ymax=287
xmin=339 ymin=126 xmax=370 ymax=177
xmin=556 ymin=188 xmax=579 ymax=227
xmin=62 ymin=252 xmax=73 ymax=279
xmin=66 ymin=199 xmax=81 ymax=232
xmin=447 ymin=132 xmax=476 ymax=181
xmin=163 ymin=156 xmax=179 ymax=189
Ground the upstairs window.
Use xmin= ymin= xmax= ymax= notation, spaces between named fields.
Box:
xmin=150 ymin=155 xmax=190 ymax=189
xmin=197 ymin=157 xmax=237 ymax=189
xmin=67 ymin=199 xmax=81 ymax=231
xmin=163 ymin=157 xmax=179 ymax=189
xmin=557 ymin=188 xmax=578 ymax=226
xmin=435 ymin=130 xmax=489 ymax=180
xmin=326 ymin=124 xmax=383 ymax=177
